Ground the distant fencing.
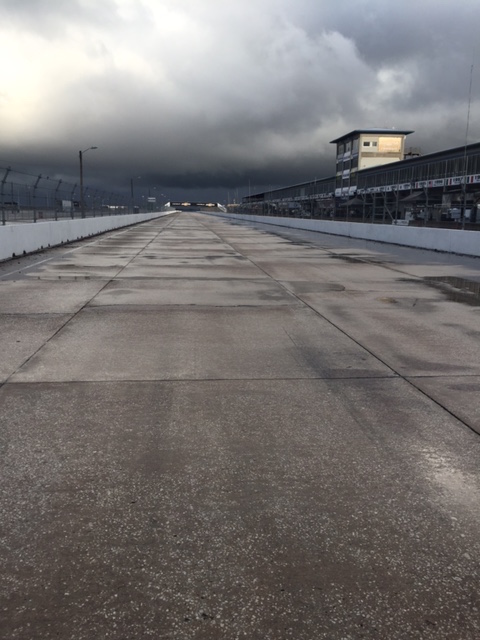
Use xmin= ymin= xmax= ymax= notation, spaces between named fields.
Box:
xmin=0 ymin=166 xmax=159 ymax=224
xmin=229 ymin=198 xmax=480 ymax=231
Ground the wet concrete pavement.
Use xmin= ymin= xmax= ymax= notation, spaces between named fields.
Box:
xmin=1 ymin=213 xmax=479 ymax=639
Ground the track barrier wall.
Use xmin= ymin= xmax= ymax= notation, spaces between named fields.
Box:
xmin=211 ymin=213 xmax=480 ymax=258
xmin=0 ymin=211 xmax=174 ymax=262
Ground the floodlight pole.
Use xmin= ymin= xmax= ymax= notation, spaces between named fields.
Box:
xmin=462 ymin=56 xmax=474 ymax=230
xmin=1 ymin=167 xmax=11 ymax=226
xmin=79 ymin=146 xmax=98 ymax=218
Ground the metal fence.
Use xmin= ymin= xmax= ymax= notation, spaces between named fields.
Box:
xmin=0 ymin=166 xmax=158 ymax=225
xmin=234 ymin=191 xmax=480 ymax=230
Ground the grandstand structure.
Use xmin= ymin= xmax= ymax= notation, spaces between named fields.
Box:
xmin=241 ymin=129 xmax=480 ymax=227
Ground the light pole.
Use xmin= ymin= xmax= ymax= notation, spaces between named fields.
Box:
xmin=130 ymin=176 xmax=142 ymax=213
xmin=79 ymin=146 xmax=98 ymax=218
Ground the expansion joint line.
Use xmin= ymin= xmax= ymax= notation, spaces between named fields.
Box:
xmin=196 ymin=213 xmax=480 ymax=438
xmin=3 ymin=214 xmax=179 ymax=384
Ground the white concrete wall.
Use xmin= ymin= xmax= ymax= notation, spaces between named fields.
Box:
xmin=0 ymin=212 xmax=173 ymax=262
xmin=211 ymin=213 xmax=480 ymax=258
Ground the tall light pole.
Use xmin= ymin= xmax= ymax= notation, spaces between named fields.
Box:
xmin=461 ymin=58 xmax=474 ymax=230
xmin=130 ymin=176 xmax=141 ymax=213
xmin=79 ymin=146 xmax=98 ymax=218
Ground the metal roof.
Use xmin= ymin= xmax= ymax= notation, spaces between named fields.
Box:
xmin=330 ymin=129 xmax=414 ymax=144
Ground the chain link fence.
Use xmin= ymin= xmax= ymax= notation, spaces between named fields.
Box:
xmin=0 ymin=166 xmax=159 ymax=225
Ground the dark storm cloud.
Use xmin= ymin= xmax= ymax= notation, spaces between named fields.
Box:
xmin=0 ymin=0 xmax=479 ymax=198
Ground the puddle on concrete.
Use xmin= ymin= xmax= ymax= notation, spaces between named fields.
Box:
xmin=399 ymin=276 xmax=480 ymax=306
xmin=283 ymin=281 xmax=346 ymax=294
xmin=424 ymin=276 xmax=480 ymax=307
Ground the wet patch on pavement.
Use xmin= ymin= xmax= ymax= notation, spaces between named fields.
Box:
xmin=424 ymin=276 xmax=480 ymax=306
xmin=280 ymin=281 xmax=346 ymax=294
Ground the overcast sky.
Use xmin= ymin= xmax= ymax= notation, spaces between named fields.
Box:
xmin=1 ymin=0 xmax=479 ymax=201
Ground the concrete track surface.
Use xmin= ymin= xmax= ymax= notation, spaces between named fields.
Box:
xmin=1 ymin=213 xmax=479 ymax=640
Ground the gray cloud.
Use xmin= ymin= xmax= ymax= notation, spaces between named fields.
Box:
xmin=0 ymin=0 xmax=479 ymax=199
